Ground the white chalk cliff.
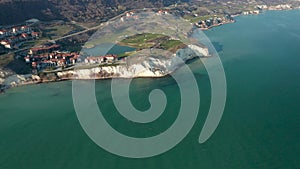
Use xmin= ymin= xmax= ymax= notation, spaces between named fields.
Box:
xmin=62 ymin=44 xmax=209 ymax=79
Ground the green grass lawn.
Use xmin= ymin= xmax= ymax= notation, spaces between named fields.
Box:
xmin=42 ymin=24 xmax=77 ymax=40
xmin=117 ymin=33 xmax=186 ymax=57
xmin=160 ymin=39 xmax=185 ymax=52
xmin=118 ymin=33 xmax=165 ymax=49
xmin=118 ymin=33 xmax=185 ymax=55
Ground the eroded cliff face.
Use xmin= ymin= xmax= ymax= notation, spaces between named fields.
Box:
xmin=0 ymin=69 xmax=14 ymax=88
xmin=59 ymin=45 xmax=209 ymax=79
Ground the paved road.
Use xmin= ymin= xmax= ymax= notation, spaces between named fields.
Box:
xmin=52 ymin=7 xmax=175 ymax=42
xmin=52 ymin=11 xmax=128 ymax=41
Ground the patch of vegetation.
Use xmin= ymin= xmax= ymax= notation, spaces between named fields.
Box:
xmin=0 ymin=53 xmax=14 ymax=68
xmin=0 ymin=54 xmax=31 ymax=74
xmin=6 ymin=59 xmax=31 ymax=74
xmin=43 ymin=25 xmax=71 ymax=39
xmin=99 ymin=63 xmax=122 ymax=67
xmin=0 ymin=46 xmax=9 ymax=55
xmin=119 ymin=33 xmax=166 ymax=49
xmin=118 ymin=33 xmax=185 ymax=56
xmin=160 ymin=39 xmax=186 ymax=53
xmin=39 ymin=21 xmax=83 ymax=40
xmin=18 ymin=41 xmax=36 ymax=49
xmin=117 ymin=51 xmax=136 ymax=59
xmin=57 ymin=39 xmax=83 ymax=52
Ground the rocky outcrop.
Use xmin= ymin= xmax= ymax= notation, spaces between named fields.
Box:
xmin=2 ymin=74 xmax=41 ymax=88
xmin=0 ymin=69 xmax=14 ymax=88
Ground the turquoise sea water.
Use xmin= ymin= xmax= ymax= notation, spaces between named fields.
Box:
xmin=0 ymin=10 xmax=300 ymax=169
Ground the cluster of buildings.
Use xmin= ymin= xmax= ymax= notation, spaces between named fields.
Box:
xmin=156 ymin=10 xmax=170 ymax=15
xmin=242 ymin=5 xmax=268 ymax=15
xmin=196 ymin=15 xmax=234 ymax=29
xmin=24 ymin=44 xmax=119 ymax=71
xmin=242 ymin=10 xmax=260 ymax=15
xmin=84 ymin=55 xmax=118 ymax=64
xmin=256 ymin=5 xmax=268 ymax=10
xmin=243 ymin=4 xmax=293 ymax=15
xmin=120 ymin=11 xmax=138 ymax=22
xmin=24 ymin=45 xmax=79 ymax=70
xmin=0 ymin=25 xmax=40 ymax=49
xmin=21 ymin=41 xmax=121 ymax=72
xmin=125 ymin=11 xmax=135 ymax=17
xmin=268 ymin=4 xmax=292 ymax=10
xmin=120 ymin=10 xmax=170 ymax=22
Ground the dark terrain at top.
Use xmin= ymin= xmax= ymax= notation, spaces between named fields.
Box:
xmin=0 ymin=0 xmax=299 ymax=25
xmin=0 ymin=0 xmax=188 ymax=25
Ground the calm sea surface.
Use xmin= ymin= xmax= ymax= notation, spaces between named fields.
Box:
xmin=0 ymin=10 xmax=299 ymax=169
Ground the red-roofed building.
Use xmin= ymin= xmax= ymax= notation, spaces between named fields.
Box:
xmin=21 ymin=33 xmax=28 ymax=39
xmin=4 ymin=43 xmax=12 ymax=49
xmin=29 ymin=45 xmax=60 ymax=55
xmin=32 ymin=62 xmax=37 ymax=68
xmin=70 ymin=58 xmax=76 ymax=65
xmin=31 ymin=32 xmax=40 ymax=38
xmin=57 ymin=59 xmax=66 ymax=66
xmin=0 ymin=30 xmax=8 ymax=36
xmin=24 ymin=56 xmax=30 ymax=63
xmin=0 ymin=40 xmax=8 ymax=45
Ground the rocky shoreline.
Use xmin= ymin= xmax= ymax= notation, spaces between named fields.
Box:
xmin=197 ymin=5 xmax=299 ymax=30
xmin=0 ymin=44 xmax=209 ymax=92
xmin=198 ymin=20 xmax=236 ymax=30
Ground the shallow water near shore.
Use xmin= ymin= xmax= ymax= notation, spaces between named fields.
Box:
xmin=0 ymin=10 xmax=300 ymax=169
